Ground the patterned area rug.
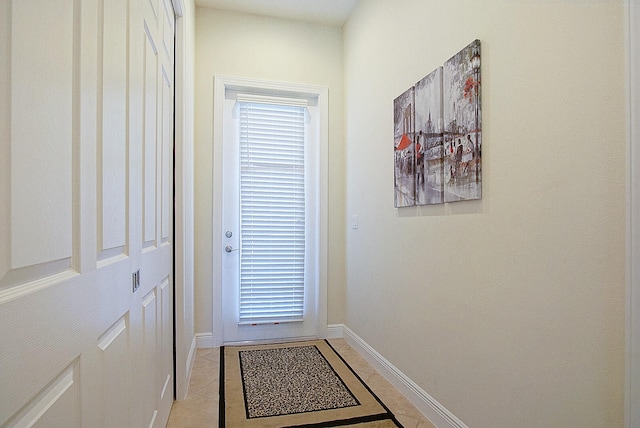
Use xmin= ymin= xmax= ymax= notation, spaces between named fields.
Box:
xmin=220 ymin=340 xmax=403 ymax=427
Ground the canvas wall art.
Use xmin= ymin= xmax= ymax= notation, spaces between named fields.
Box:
xmin=393 ymin=86 xmax=415 ymax=208
xmin=393 ymin=39 xmax=481 ymax=207
xmin=443 ymin=39 xmax=482 ymax=202
xmin=415 ymin=67 xmax=444 ymax=205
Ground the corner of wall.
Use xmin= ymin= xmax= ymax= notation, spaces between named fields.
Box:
xmin=341 ymin=325 xmax=468 ymax=428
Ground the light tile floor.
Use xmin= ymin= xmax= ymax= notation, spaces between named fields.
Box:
xmin=166 ymin=338 xmax=435 ymax=428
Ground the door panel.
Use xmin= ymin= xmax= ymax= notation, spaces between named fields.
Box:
xmin=99 ymin=0 xmax=128 ymax=257
xmin=161 ymin=65 xmax=173 ymax=243
xmin=143 ymin=21 xmax=159 ymax=248
xmin=96 ymin=316 xmax=130 ymax=428
xmin=6 ymin=362 xmax=80 ymax=428
xmin=0 ymin=0 xmax=175 ymax=426
xmin=161 ymin=0 xmax=174 ymax=63
xmin=160 ymin=277 xmax=173 ymax=400
xmin=4 ymin=0 xmax=74 ymax=276
xmin=142 ymin=289 xmax=159 ymax=427
xmin=9 ymin=0 xmax=74 ymax=270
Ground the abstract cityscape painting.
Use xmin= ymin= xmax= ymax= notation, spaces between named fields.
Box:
xmin=443 ymin=39 xmax=482 ymax=202
xmin=393 ymin=86 xmax=415 ymax=208
xmin=393 ymin=39 xmax=481 ymax=207
xmin=414 ymin=67 xmax=444 ymax=205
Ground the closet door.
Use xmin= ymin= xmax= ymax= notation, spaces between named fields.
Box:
xmin=0 ymin=1 xmax=175 ymax=427
xmin=135 ymin=0 xmax=176 ymax=424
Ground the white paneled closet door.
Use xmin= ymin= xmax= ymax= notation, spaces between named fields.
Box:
xmin=0 ymin=0 xmax=175 ymax=427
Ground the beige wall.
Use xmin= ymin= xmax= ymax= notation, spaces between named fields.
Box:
xmin=194 ymin=8 xmax=346 ymax=335
xmin=343 ymin=1 xmax=625 ymax=427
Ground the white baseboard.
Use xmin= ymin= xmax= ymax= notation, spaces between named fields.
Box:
xmin=326 ymin=324 xmax=344 ymax=339
xmin=198 ymin=326 xmax=342 ymax=347
xmin=177 ymin=335 xmax=198 ymax=400
xmin=186 ymin=334 xmax=197 ymax=377
xmin=338 ymin=325 xmax=468 ymax=428
xmin=195 ymin=332 xmax=214 ymax=348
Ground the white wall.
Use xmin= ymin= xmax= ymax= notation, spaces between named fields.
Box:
xmin=343 ymin=1 xmax=626 ymax=427
xmin=194 ymin=8 xmax=346 ymax=336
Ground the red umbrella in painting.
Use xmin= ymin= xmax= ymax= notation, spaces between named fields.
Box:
xmin=395 ymin=134 xmax=412 ymax=151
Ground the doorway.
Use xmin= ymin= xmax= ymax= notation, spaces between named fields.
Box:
xmin=212 ymin=76 xmax=329 ymax=345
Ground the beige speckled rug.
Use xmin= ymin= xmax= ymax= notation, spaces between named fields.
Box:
xmin=219 ymin=340 xmax=402 ymax=427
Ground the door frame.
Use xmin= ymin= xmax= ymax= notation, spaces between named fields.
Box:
xmin=211 ymin=75 xmax=329 ymax=346
xmin=627 ymin=0 xmax=640 ymax=426
xmin=171 ymin=0 xmax=197 ymax=401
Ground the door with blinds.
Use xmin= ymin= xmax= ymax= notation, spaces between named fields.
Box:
xmin=221 ymin=89 xmax=320 ymax=344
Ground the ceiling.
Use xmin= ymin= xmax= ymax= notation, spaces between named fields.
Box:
xmin=195 ymin=0 xmax=359 ymax=27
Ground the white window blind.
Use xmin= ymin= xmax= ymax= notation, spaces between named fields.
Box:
xmin=238 ymin=101 xmax=306 ymax=324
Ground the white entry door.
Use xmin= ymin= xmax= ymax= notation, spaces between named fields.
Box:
xmin=218 ymin=80 xmax=327 ymax=344
xmin=0 ymin=0 xmax=175 ymax=427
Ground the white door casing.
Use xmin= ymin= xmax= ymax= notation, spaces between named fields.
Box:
xmin=212 ymin=75 xmax=329 ymax=346
xmin=172 ymin=0 xmax=195 ymax=401
xmin=0 ymin=0 xmax=175 ymax=426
